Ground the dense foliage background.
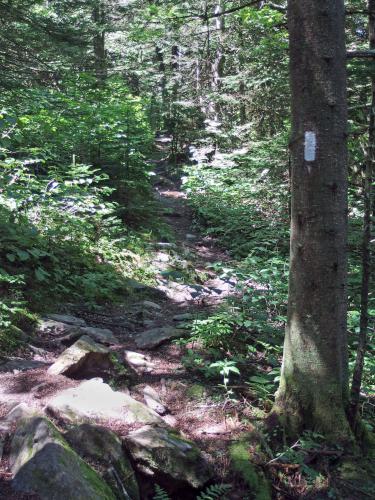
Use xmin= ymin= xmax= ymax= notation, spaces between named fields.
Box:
xmin=0 ymin=0 xmax=373 ymax=440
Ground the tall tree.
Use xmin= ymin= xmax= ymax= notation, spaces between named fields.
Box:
xmin=349 ymin=0 xmax=375 ymax=429
xmin=273 ymin=0 xmax=352 ymax=441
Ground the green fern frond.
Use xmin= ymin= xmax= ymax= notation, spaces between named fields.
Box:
xmin=196 ymin=483 xmax=231 ymax=500
xmin=153 ymin=484 xmax=171 ymax=500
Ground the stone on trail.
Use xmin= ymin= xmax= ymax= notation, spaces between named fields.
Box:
xmin=173 ymin=313 xmax=194 ymax=321
xmin=47 ymin=378 xmax=165 ymax=426
xmin=0 ymin=403 xmax=40 ymax=461
xmin=135 ymin=326 xmax=183 ymax=349
xmin=124 ymin=351 xmax=155 ymax=372
xmin=10 ymin=416 xmax=115 ymax=500
xmin=79 ymin=326 xmax=118 ymax=345
xmin=45 ymin=314 xmax=86 ymax=326
xmin=47 ymin=336 xmax=114 ymax=378
xmin=36 ymin=319 xmax=73 ymax=336
xmin=143 ymin=385 xmax=167 ymax=415
xmin=124 ymin=425 xmax=213 ymax=490
xmin=0 ymin=358 xmax=48 ymax=373
xmin=141 ymin=300 xmax=162 ymax=311
xmin=39 ymin=319 xmax=118 ymax=346
xmin=65 ymin=424 xmax=140 ymax=500
xmin=0 ymin=403 xmax=39 ymax=433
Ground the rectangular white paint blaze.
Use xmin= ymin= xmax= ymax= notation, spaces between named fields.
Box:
xmin=304 ymin=131 xmax=317 ymax=162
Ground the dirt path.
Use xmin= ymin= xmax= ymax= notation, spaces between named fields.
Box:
xmin=0 ymin=141 xmax=250 ymax=498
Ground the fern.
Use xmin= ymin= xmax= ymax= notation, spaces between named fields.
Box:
xmin=196 ymin=483 xmax=231 ymax=500
xmin=153 ymin=485 xmax=171 ymax=500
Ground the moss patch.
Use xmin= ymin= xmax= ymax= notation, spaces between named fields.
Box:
xmin=229 ymin=441 xmax=271 ymax=500
xmin=186 ymin=383 xmax=206 ymax=399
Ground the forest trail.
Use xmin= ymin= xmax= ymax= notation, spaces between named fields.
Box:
xmin=0 ymin=141 xmax=251 ymax=499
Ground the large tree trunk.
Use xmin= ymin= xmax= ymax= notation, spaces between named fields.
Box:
xmin=349 ymin=0 xmax=375 ymax=429
xmin=273 ymin=0 xmax=352 ymax=442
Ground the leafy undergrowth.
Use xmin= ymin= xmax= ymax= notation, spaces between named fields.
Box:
xmin=177 ymin=144 xmax=375 ymax=498
xmin=0 ymin=79 xmax=168 ymax=352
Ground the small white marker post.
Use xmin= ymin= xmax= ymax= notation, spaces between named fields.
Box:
xmin=304 ymin=131 xmax=317 ymax=162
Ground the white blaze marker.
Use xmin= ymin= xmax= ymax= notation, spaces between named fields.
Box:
xmin=304 ymin=131 xmax=317 ymax=162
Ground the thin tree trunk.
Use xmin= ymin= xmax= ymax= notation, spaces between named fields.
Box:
xmin=273 ymin=0 xmax=352 ymax=442
xmin=93 ymin=0 xmax=107 ymax=85
xmin=349 ymin=0 xmax=375 ymax=429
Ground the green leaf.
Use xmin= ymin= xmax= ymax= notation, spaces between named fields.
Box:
xmin=6 ymin=253 xmax=16 ymax=262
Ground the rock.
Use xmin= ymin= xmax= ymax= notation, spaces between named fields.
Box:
xmin=141 ymin=300 xmax=162 ymax=311
xmin=47 ymin=336 xmax=114 ymax=378
xmin=185 ymin=234 xmax=197 ymax=241
xmin=0 ymin=358 xmax=47 ymax=373
xmin=124 ymin=426 xmax=212 ymax=490
xmin=124 ymin=351 xmax=155 ymax=372
xmin=135 ymin=327 xmax=183 ymax=349
xmin=45 ymin=314 xmax=86 ymax=327
xmin=0 ymin=403 xmax=39 ymax=433
xmin=143 ymin=386 xmax=167 ymax=415
xmin=173 ymin=313 xmax=194 ymax=321
xmin=1 ymin=403 xmax=39 ymax=461
xmin=65 ymin=424 xmax=139 ymax=500
xmin=154 ymin=252 xmax=170 ymax=263
xmin=142 ymin=320 xmax=157 ymax=328
xmin=53 ymin=326 xmax=118 ymax=347
xmin=10 ymin=416 xmax=115 ymax=499
xmin=79 ymin=326 xmax=118 ymax=346
xmin=125 ymin=279 xmax=167 ymax=300
xmin=36 ymin=319 xmax=72 ymax=336
xmin=47 ymin=378 xmax=164 ymax=426
xmin=156 ymin=281 xmax=203 ymax=303
xmin=155 ymin=242 xmax=177 ymax=249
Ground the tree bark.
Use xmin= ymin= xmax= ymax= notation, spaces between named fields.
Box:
xmin=349 ymin=0 xmax=375 ymax=429
xmin=273 ymin=0 xmax=352 ymax=442
xmin=93 ymin=0 xmax=107 ymax=85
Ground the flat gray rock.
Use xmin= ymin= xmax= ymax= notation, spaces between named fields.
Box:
xmin=124 ymin=425 xmax=212 ymax=490
xmin=47 ymin=378 xmax=164 ymax=426
xmin=135 ymin=327 xmax=183 ymax=349
xmin=47 ymin=336 xmax=113 ymax=378
xmin=45 ymin=314 xmax=86 ymax=327
xmin=0 ymin=358 xmax=47 ymax=373
xmin=79 ymin=326 xmax=118 ymax=345
xmin=10 ymin=416 xmax=115 ymax=500
xmin=173 ymin=313 xmax=194 ymax=321
xmin=141 ymin=300 xmax=162 ymax=311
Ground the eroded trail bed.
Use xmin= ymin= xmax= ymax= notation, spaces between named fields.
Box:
xmin=0 ymin=148 xmax=253 ymax=499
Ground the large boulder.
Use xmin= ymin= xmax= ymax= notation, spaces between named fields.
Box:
xmin=135 ymin=327 xmax=182 ymax=349
xmin=47 ymin=378 xmax=165 ymax=426
xmin=47 ymin=336 xmax=114 ymax=378
xmin=124 ymin=426 xmax=212 ymax=490
xmin=66 ymin=424 xmax=140 ymax=500
xmin=10 ymin=416 xmax=115 ymax=499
